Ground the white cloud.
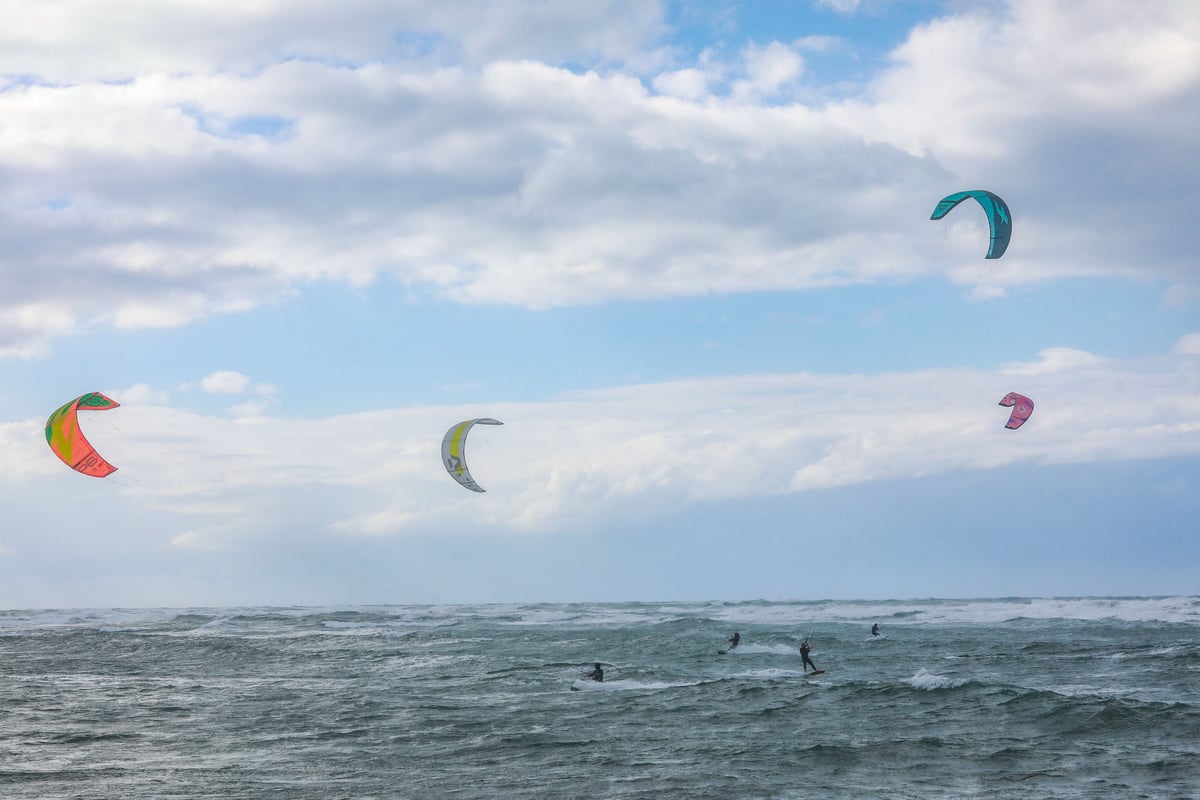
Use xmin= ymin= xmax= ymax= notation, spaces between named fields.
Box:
xmin=0 ymin=419 xmax=62 ymax=479
xmin=794 ymin=35 xmax=846 ymax=54
xmin=196 ymin=372 xmax=276 ymax=416
xmin=0 ymin=0 xmax=1196 ymax=358
xmin=732 ymin=41 xmax=804 ymax=101
xmin=0 ymin=304 xmax=74 ymax=360
xmin=0 ymin=0 xmax=667 ymax=83
xmin=3 ymin=349 xmax=1194 ymax=542
xmin=230 ymin=399 xmax=271 ymax=418
xmin=1002 ymin=347 xmax=1107 ymax=375
xmin=816 ymin=0 xmax=862 ymax=12
xmin=1164 ymin=283 xmax=1200 ymax=307
xmin=652 ymin=68 xmax=710 ymax=100
xmin=115 ymin=383 xmax=170 ymax=405
xmin=1174 ymin=332 xmax=1200 ymax=355
xmin=201 ymin=371 xmax=251 ymax=395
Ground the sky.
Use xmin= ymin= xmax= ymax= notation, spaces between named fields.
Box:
xmin=1 ymin=0 xmax=1198 ymax=608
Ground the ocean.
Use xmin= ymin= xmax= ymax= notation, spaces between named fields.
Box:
xmin=1 ymin=597 xmax=1196 ymax=799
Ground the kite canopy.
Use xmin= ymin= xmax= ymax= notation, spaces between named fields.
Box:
xmin=930 ymin=190 xmax=1012 ymax=259
xmin=998 ymin=392 xmax=1034 ymax=430
xmin=45 ymin=392 xmax=120 ymax=477
xmin=442 ymin=418 xmax=503 ymax=492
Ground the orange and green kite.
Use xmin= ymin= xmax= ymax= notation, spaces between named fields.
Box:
xmin=45 ymin=392 xmax=120 ymax=478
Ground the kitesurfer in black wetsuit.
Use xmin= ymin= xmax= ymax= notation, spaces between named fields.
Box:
xmin=800 ymin=640 xmax=818 ymax=673
xmin=871 ymin=623 xmax=880 ymax=637
xmin=584 ymin=662 xmax=604 ymax=682
xmin=728 ymin=631 xmax=740 ymax=650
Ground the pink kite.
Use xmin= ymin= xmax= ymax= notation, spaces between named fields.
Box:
xmin=998 ymin=392 xmax=1034 ymax=430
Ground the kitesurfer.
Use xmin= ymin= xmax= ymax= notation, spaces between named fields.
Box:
xmin=584 ymin=663 xmax=604 ymax=682
xmin=800 ymin=640 xmax=818 ymax=674
xmin=727 ymin=631 xmax=740 ymax=650
xmin=871 ymin=623 xmax=880 ymax=637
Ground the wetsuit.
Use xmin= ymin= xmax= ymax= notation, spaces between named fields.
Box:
xmin=871 ymin=624 xmax=879 ymax=637
xmin=800 ymin=641 xmax=817 ymax=673
xmin=728 ymin=632 xmax=740 ymax=650
xmin=585 ymin=665 xmax=603 ymax=682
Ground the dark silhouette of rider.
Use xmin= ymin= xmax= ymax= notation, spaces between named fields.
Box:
xmin=800 ymin=640 xmax=818 ymax=673
xmin=585 ymin=662 xmax=604 ymax=682
xmin=871 ymin=623 xmax=880 ymax=637
xmin=728 ymin=631 xmax=740 ymax=650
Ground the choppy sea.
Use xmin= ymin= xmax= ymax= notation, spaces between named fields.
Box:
xmin=1 ymin=597 xmax=1197 ymax=799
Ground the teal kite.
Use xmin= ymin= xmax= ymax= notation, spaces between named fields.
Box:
xmin=930 ymin=190 xmax=1011 ymax=259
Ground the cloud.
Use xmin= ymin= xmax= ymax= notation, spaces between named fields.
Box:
xmin=0 ymin=0 xmax=667 ymax=83
xmin=230 ymin=399 xmax=271 ymax=418
xmin=1173 ymin=332 xmax=1200 ymax=355
xmin=4 ymin=349 xmax=1195 ymax=543
xmin=836 ymin=0 xmax=1200 ymax=281
xmin=815 ymin=0 xmax=863 ymax=13
xmin=652 ymin=67 xmax=710 ymax=100
xmin=0 ymin=304 xmax=74 ymax=360
xmin=195 ymin=371 xmax=275 ymax=416
xmin=201 ymin=371 xmax=251 ymax=394
xmin=1002 ymin=347 xmax=1107 ymax=375
xmin=732 ymin=41 xmax=805 ymax=101
xmin=794 ymin=35 xmax=846 ymax=54
xmin=0 ymin=0 xmax=1196 ymax=358
xmin=115 ymin=383 xmax=170 ymax=404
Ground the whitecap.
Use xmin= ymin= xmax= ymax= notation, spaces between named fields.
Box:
xmin=907 ymin=669 xmax=967 ymax=690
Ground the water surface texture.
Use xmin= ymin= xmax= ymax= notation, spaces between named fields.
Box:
xmin=1 ymin=597 xmax=1197 ymax=799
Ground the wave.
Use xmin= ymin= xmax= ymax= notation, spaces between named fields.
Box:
xmin=709 ymin=596 xmax=1200 ymax=627
xmin=569 ymin=678 xmax=704 ymax=692
xmin=564 ymin=596 xmax=1198 ymax=630
xmin=907 ymin=669 xmax=970 ymax=690
xmin=733 ymin=667 xmax=814 ymax=681
xmin=2 ymin=597 xmax=1196 ymax=637
xmin=721 ymin=643 xmax=801 ymax=655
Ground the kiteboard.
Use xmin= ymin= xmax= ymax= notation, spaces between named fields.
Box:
xmin=717 ymin=649 xmax=728 ymax=655
xmin=806 ymin=670 xmax=826 ymax=676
